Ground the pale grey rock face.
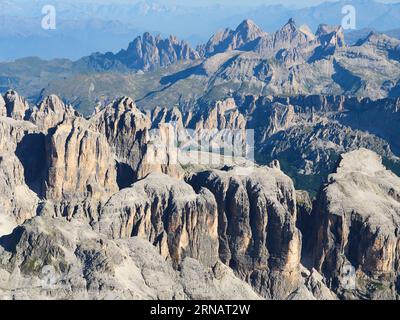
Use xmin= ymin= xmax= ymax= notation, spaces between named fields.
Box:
xmin=311 ymin=149 xmax=400 ymax=299
xmin=249 ymin=18 xmax=321 ymax=62
xmin=89 ymin=97 xmax=149 ymax=181
xmin=98 ymin=173 xmax=219 ymax=268
xmin=0 ymin=96 xmax=6 ymax=117
xmin=0 ymin=117 xmax=39 ymax=236
xmin=189 ymin=98 xmax=246 ymax=130
xmin=44 ymin=117 xmax=118 ymax=202
xmin=90 ymin=97 xmax=183 ymax=182
xmin=76 ymin=32 xmax=200 ymax=73
xmin=0 ymin=217 xmax=261 ymax=300
xmin=43 ymin=117 xmax=119 ymax=222
xmin=188 ymin=165 xmax=302 ymax=299
xmin=0 ymin=152 xmax=38 ymax=236
xmin=287 ymin=266 xmax=338 ymax=300
xmin=2 ymin=90 xmax=29 ymax=121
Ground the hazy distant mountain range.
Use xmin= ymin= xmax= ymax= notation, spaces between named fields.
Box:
xmin=1 ymin=0 xmax=400 ymax=61
xmin=1 ymin=17 xmax=399 ymax=115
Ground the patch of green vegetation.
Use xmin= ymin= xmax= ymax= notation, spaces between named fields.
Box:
xmin=255 ymin=149 xmax=335 ymax=198
xmin=21 ymin=258 xmax=44 ymax=274
xmin=20 ymin=253 xmax=67 ymax=276
xmin=357 ymin=277 xmax=387 ymax=293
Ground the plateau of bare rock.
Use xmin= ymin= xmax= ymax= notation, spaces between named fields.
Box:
xmin=311 ymin=149 xmax=400 ymax=299
xmin=0 ymin=216 xmax=261 ymax=300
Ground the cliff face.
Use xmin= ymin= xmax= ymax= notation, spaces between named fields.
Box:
xmin=89 ymin=96 xmax=150 ymax=180
xmin=98 ymin=173 xmax=219 ymax=268
xmin=43 ymin=117 xmax=119 ymax=221
xmin=44 ymin=118 xmax=119 ymax=202
xmin=188 ymin=165 xmax=302 ymax=299
xmin=0 ymin=117 xmax=39 ymax=235
xmin=311 ymin=149 xmax=400 ymax=299
xmin=90 ymin=96 xmax=184 ymax=181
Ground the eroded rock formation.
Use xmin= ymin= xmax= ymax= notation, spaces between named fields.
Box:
xmin=188 ymin=165 xmax=302 ymax=299
xmin=311 ymin=149 xmax=400 ymax=299
xmin=0 ymin=117 xmax=39 ymax=235
xmin=98 ymin=173 xmax=219 ymax=268
xmin=0 ymin=216 xmax=261 ymax=300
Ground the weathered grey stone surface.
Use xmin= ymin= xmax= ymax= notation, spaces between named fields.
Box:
xmin=0 ymin=96 xmax=6 ymax=117
xmin=2 ymin=90 xmax=29 ymax=121
xmin=188 ymin=165 xmax=302 ymax=299
xmin=98 ymin=173 xmax=219 ymax=268
xmin=28 ymin=95 xmax=77 ymax=132
xmin=0 ymin=117 xmax=39 ymax=236
xmin=311 ymin=149 xmax=400 ymax=299
xmin=0 ymin=217 xmax=261 ymax=300
xmin=42 ymin=117 xmax=119 ymax=222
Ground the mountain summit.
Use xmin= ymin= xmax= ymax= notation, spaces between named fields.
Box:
xmin=2 ymin=17 xmax=400 ymax=114
xmin=235 ymin=19 xmax=265 ymax=38
xmin=198 ymin=19 xmax=267 ymax=56
xmin=77 ymin=32 xmax=200 ymax=72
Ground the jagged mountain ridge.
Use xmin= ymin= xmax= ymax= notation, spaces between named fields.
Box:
xmin=2 ymin=88 xmax=400 ymax=195
xmin=77 ymin=18 xmax=347 ymax=72
xmin=3 ymin=0 xmax=400 ymax=61
xmin=2 ymin=18 xmax=400 ymax=115
xmin=76 ymin=32 xmax=200 ymax=72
